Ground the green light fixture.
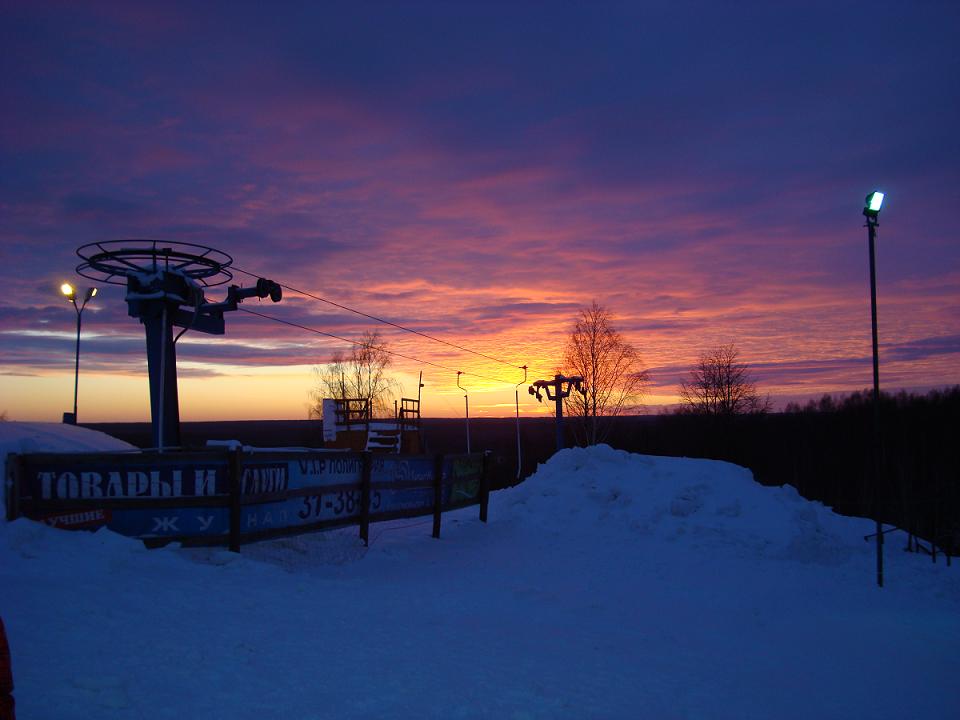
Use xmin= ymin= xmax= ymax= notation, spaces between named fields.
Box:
xmin=864 ymin=191 xmax=885 ymax=218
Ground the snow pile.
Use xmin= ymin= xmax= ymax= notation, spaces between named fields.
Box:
xmin=0 ymin=422 xmax=136 ymax=458
xmin=499 ymin=444 xmax=859 ymax=566
xmin=1 ymin=429 xmax=958 ymax=719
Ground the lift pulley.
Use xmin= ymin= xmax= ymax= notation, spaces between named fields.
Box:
xmin=76 ymin=240 xmax=282 ymax=449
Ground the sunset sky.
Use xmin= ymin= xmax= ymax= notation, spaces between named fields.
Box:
xmin=1 ymin=1 xmax=958 ymax=422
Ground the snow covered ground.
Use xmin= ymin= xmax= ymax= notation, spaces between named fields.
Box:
xmin=2 ymin=424 xmax=958 ymax=719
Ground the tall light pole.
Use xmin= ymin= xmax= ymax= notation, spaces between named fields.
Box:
xmin=457 ymin=371 xmax=470 ymax=453
xmin=515 ymin=365 xmax=528 ymax=481
xmin=863 ymin=190 xmax=884 ymax=587
xmin=61 ymin=283 xmax=97 ymax=425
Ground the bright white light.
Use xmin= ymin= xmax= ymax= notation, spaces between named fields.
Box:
xmin=60 ymin=283 xmax=75 ymax=297
xmin=866 ymin=191 xmax=884 ymax=212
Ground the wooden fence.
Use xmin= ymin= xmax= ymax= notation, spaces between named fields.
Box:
xmin=4 ymin=448 xmax=491 ymax=550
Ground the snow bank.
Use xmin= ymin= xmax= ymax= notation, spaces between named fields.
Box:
xmin=0 ymin=422 xmax=136 ymax=457
xmin=496 ymin=444 xmax=868 ymax=566
xmin=1 ymin=430 xmax=957 ymax=719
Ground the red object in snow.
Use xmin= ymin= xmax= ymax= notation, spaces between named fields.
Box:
xmin=0 ymin=617 xmax=14 ymax=720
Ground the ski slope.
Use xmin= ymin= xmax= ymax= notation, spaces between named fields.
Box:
xmin=1 ymin=424 xmax=957 ymax=719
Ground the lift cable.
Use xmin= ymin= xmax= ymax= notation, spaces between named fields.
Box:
xmin=232 ymin=265 xmax=526 ymax=372
xmin=237 ymin=307 xmax=522 ymax=385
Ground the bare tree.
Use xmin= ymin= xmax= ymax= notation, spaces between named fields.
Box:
xmin=310 ymin=330 xmax=400 ymax=419
xmin=562 ymin=301 xmax=650 ymax=445
xmin=678 ymin=343 xmax=770 ymax=416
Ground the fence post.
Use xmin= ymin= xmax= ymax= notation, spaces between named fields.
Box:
xmin=228 ymin=447 xmax=243 ymax=552
xmin=479 ymin=450 xmax=490 ymax=523
xmin=432 ymin=454 xmax=443 ymax=539
xmin=360 ymin=452 xmax=372 ymax=546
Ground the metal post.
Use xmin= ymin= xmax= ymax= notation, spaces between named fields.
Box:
xmin=515 ymin=388 xmax=522 ymax=477
xmin=144 ymin=303 xmax=181 ymax=450
xmin=465 ymin=393 xmax=471 ymax=454
xmin=359 ymin=453 xmax=372 ymax=546
xmin=457 ymin=371 xmax=470 ymax=454
xmin=72 ymin=309 xmax=81 ymax=423
xmin=432 ymin=454 xmax=444 ymax=539
xmin=867 ymin=217 xmax=883 ymax=587
xmin=479 ymin=451 xmax=490 ymax=523
xmin=228 ymin=447 xmax=243 ymax=552
xmin=515 ymin=366 xmax=527 ymax=481
xmin=555 ymin=389 xmax=564 ymax=452
xmin=159 ymin=304 xmax=167 ymax=452
xmin=528 ymin=374 xmax=583 ymax=454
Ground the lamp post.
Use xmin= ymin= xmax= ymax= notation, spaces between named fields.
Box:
xmin=515 ymin=365 xmax=528 ymax=481
xmin=863 ymin=190 xmax=884 ymax=587
xmin=61 ymin=283 xmax=97 ymax=425
xmin=457 ymin=371 xmax=470 ymax=453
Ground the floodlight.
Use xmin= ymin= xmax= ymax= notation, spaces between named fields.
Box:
xmin=864 ymin=191 xmax=885 ymax=218
xmin=61 ymin=283 xmax=75 ymax=298
xmin=862 ymin=189 xmax=887 ymax=587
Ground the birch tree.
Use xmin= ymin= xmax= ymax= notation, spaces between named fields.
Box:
xmin=563 ymin=301 xmax=650 ymax=445
xmin=678 ymin=343 xmax=770 ymax=415
xmin=310 ymin=330 xmax=400 ymax=419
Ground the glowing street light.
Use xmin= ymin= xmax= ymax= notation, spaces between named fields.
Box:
xmin=863 ymin=190 xmax=883 ymax=218
xmin=864 ymin=191 xmax=884 ymax=216
xmin=863 ymin=190 xmax=884 ymax=587
xmin=61 ymin=283 xmax=98 ymax=424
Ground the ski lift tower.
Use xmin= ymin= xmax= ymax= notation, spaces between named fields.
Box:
xmin=529 ymin=373 xmax=584 ymax=452
xmin=76 ymin=240 xmax=282 ymax=450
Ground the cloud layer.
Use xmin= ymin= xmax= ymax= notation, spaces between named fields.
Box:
xmin=2 ymin=1 xmax=959 ymax=420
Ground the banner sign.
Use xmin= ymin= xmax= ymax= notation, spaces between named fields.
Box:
xmin=9 ymin=449 xmax=486 ymax=545
xmin=18 ymin=453 xmax=228 ymax=501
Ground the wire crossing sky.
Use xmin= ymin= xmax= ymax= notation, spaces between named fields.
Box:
xmin=232 ymin=265 xmax=529 ymax=373
xmin=237 ymin=307 xmax=523 ymax=386
xmin=1 ymin=1 xmax=958 ymax=421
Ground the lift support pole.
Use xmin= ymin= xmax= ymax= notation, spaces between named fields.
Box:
xmin=529 ymin=374 xmax=584 ymax=453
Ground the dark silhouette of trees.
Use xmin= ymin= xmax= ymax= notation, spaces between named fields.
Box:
xmin=678 ymin=343 xmax=770 ymax=415
xmin=310 ymin=330 xmax=400 ymax=419
xmin=562 ymin=301 xmax=650 ymax=445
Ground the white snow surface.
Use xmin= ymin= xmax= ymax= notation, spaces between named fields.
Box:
xmin=2 ymin=429 xmax=958 ymax=719
xmin=0 ymin=421 xmax=137 ymax=458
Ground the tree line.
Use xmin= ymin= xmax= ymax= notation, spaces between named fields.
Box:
xmin=304 ymin=308 xmax=957 ymax=549
xmin=308 ymin=301 xmax=769 ymax=443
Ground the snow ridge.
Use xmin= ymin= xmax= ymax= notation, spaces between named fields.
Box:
xmin=499 ymin=445 xmax=857 ymax=566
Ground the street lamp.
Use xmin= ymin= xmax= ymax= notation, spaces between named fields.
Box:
xmin=457 ymin=371 xmax=470 ymax=453
xmin=863 ymin=191 xmax=884 ymax=587
xmin=61 ymin=283 xmax=98 ymax=425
